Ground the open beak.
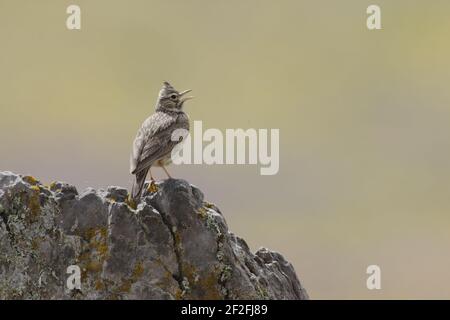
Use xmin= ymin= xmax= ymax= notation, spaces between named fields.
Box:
xmin=179 ymin=89 xmax=194 ymax=103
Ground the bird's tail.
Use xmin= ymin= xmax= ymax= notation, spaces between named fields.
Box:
xmin=131 ymin=169 xmax=148 ymax=204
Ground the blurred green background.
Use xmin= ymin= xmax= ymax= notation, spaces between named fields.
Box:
xmin=1 ymin=0 xmax=450 ymax=299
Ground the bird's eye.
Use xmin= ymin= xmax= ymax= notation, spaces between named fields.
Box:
xmin=170 ymin=94 xmax=177 ymax=100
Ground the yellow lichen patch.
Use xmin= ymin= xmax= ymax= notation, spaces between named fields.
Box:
xmin=174 ymin=231 xmax=182 ymax=248
xmin=86 ymin=260 xmax=103 ymax=273
xmin=49 ymin=181 xmax=60 ymax=192
xmin=181 ymin=263 xmax=197 ymax=285
xmin=84 ymin=226 xmax=108 ymax=240
xmin=125 ymin=195 xmax=137 ymax=210
xmin=77 ymin=226 xmax=109 ymax=287
xmin=83 ymin=227 xmax=109 ymax=258
xmin=204 ymin=201 xmax=214 ymax=209
xmin=23 ymin=175 xmax=38 ymax=185
xmin=132 ymin=261 xmax=144 ymax=279
xmin=147 ymin=181 xmax=158 ymax=193
xmin=182 ymin=264 xmax=222 ymax=300
xmin=27 ymin=191 xmax=41 ymax=221
xmin=107 ymin=293 xmax=120 ymax=300
xmin=174 ymin=288 xmax=184 ymax=300
xmin=31 ymin=238 xmax=41 ymax=250
xmin=117 ymin=279 xmax=132 ymax=293
xmin=95 ymin=279 xmax=105 ymax=291
xmin=198 ymin=272 xmax=223 ymax=299
xmin=115 ymin=261 xmax=144 ymax=294
xmin=197 ymin=206 xmax=207 ymax=219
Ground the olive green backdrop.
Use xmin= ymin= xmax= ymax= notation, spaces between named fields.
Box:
xmin=1 ymin=0 xmax=450 ymax=298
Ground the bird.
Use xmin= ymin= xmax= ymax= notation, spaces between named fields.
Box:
xmin=129 ymin=81 xmax=193 ymax=204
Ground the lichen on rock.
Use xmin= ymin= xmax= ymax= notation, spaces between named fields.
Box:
xmin=0 ymin=171 xmax=308 ymax=300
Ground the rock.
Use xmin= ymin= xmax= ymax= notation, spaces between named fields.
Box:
xmin=0 ymin=171 xmax=308 ymax=300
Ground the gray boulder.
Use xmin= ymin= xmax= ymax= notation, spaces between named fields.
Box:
xmin=0 ymin=171 xmax=308 ymax=300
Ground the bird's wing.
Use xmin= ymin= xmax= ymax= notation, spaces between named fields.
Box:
xmin=130 ymin=112 xmax=181 ymax=174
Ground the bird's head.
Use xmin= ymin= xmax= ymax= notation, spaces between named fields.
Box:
xmin=156 ymin=81 xmax=194 ymax=112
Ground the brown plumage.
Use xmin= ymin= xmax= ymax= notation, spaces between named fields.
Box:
xmin=130 ymin=82 xmax=193 ymax=203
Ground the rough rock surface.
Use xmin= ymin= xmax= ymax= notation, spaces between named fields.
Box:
xmin=0 ymin=171 xmax=308 ymax=300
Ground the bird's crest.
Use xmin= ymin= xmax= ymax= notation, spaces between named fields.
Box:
xmin=163 ymin=81 xmax=174 ymax=89
xmin=159 ymin=81 xmax=177 ymax=98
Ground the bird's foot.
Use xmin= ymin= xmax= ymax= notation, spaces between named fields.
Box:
xmin=147 ymin=180 xmax=158 ymax=193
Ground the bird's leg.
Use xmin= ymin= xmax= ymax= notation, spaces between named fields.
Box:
xmin=149 ymin=168 xmax=155 ymax=181
xmin=147 ymin=168 xmax=158 ymax=193
xmin=161 ymin=166 xmax=172 ymax=179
